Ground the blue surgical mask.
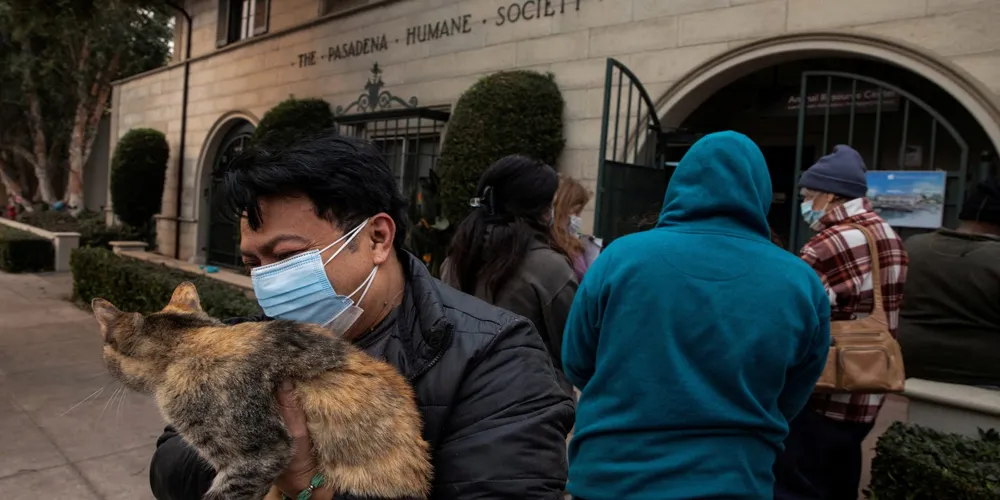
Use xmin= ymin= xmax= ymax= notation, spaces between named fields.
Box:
xmin=250 ymin=219 xmax=377 ymax=336
xmin=800 ymin=199 xmax=825 ymax=228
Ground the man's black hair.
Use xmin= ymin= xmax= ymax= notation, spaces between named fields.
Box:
xmin=220 ymin=131 xmax=409 ymax=252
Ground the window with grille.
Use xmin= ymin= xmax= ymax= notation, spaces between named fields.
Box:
xmin=334 ymin=108 xmax=449 ymax=200
xmin=217 ymin=0 xmax=269 ymax=47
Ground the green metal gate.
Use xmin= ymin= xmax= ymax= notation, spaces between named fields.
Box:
xmin=790 ymin=71 xmax=970 ymax=249
xmin=594 ymin=58 xmax=672 ymax=243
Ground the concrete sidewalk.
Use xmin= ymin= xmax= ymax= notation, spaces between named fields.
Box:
xmin=0 ymin=270 xmax=906 ymax=500
xmin=0 ymin=272 xmax=162 ymax=500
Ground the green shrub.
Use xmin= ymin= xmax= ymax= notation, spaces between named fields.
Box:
xmin=70 ymin=247 xmax=260 ymax=318
xmin=110 ymin=128 xmax=169 ymax=228
xmin=0 ymin=226 xmax=54 ymax=273
xmin=436 ymin=70 xmax=565 ymax=223
xmin=866 ymin=422 xmax=1000 ymax=500
xmin=19 ymin=210 xmax=150 ymax=249
xmin=253 ymin=97 xmax=334 ymax=150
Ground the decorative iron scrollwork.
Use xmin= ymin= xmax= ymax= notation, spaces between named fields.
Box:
xmin=335 ymin=62 xmax=418 ymax=115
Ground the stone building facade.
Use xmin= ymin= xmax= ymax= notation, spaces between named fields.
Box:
xmin=109 ymin=0 xmax=1000 ymax=265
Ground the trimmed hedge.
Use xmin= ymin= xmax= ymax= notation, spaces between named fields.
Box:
xmin=70 ymin=247 xmax=260 ymax=318
xmin=110 ymin=128 xmax=169 ymax=228
xmin=0 ymin=226 xmax=54 ymax=273
xmin=437 ymin=70 xmax=565 ymax=223
xmin=867 ymin=422 xmax=1000 ymax=500
xmin=19 ymin=210 xmax=150 ymax=249
xmin=253 ymin=97 xmax=334 ymax=150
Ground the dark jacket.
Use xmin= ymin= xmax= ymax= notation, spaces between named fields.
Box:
xmin=899 ymin=228 xmax=1000 ymax=386
xmin=149 ymin=253 xmax=575 ymax=499
xmin=441 ymin=234 xmax=578 ymax=396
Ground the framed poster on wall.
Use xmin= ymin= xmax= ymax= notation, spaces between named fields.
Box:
xmin=866 ymin=171 xmax=947 ymax=229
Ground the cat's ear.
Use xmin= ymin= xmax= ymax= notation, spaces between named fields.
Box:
xmin=91 ymin=298 xmax=122 ymax=341
xmin=168 ymin=282 xmax=202 ymax=312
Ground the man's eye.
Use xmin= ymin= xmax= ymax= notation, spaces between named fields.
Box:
xmin=274 ymin=251 xmax=304 ymax=262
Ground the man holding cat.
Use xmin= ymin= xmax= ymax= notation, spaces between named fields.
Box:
xmin=148 ymin=134 xmax=575 ymax=500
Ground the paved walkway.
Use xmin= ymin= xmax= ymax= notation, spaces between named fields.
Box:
xmin=0 ymin=272 xmax=161 ymax=500
xmin=0 ymin=270 xmax=906 ymax=499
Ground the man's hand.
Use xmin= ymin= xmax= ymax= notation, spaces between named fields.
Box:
xmin=274 ymin=381 xmax=333 ymax=500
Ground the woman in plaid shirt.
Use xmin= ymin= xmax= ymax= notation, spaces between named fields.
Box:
xmin=773 ymin=145 xmax=909 ymax=500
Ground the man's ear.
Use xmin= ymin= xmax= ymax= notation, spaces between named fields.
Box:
xmin=167 ymin=282 xmax=202 ymax=312
xmin=368 ymin=213 xmax=396 ymax=266
xmin=92 ymin=298 xmax=122 ymax=341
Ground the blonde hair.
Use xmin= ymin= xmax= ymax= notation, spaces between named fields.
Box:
xmin=551 ymin=174 xmax=592 ymax=258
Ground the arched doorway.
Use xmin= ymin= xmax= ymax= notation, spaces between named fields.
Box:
xmin=677 ymin=57 xmax=996 ymax=249
xmin=205 ymin=120 xmax=254 ymax=268
xmin=594 ymin=33 xmax=1000 ymax=247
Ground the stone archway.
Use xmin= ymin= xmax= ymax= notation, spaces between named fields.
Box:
xmin=655 ymin=31 xmax=1000 ymax=155
xmin=193 ymin=111 xmax=258 ymax=265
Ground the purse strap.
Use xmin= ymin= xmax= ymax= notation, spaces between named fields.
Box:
xmin=846 ymin=223 xmax=885 ymax=318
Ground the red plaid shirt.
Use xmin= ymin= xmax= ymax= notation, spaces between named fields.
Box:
xmin=800 ymin=198 xmax=909 ymax=424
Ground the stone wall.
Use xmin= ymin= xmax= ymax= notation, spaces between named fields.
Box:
xmin=112 ymin=0 xmax=1000 ymax=261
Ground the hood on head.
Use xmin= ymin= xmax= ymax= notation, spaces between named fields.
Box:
xmin=657 ymin=131 xmax=772 ymax=239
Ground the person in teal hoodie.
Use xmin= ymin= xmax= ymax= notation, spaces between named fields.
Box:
xmin=562 ymin=131 xmax=831 ymax=500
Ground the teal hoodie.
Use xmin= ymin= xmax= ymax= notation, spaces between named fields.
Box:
xmin=562 ymin=131 xmax=830 ymax=500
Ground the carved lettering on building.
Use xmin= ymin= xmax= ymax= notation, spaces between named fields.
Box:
xmin=328 ymin=35 xmax=389 ymax=61
xmin=292 ymin=0 xmax=586 ymax=66
xmin=406 ymin=15 xmax=472 ymax=45
xmin=496 ymin=0 xmax=580 ymax=26
xmin=298 ymin=51 xmax=316 ymax=67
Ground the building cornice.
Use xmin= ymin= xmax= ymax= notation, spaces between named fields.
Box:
xmin=113 ymin=0 xmax=407 ymax=87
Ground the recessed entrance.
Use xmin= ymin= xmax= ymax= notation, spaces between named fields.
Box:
xmin=595 ymin=40 xmax=999 ymax=248
xmin=204 ymin=119 xmax=254 ymax=268
xmin=678 ymin=57 xmax=995 ymax=249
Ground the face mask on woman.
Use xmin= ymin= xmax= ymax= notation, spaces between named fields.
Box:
xmin=568 ymin=215 xmax=583 ymax=235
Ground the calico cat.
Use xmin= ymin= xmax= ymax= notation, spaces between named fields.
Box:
xmin=91 ymin=282 xmax=432 ymax=500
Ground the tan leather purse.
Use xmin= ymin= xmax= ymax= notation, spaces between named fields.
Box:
xmin=815 ymin=224 xmax=906 ymax=393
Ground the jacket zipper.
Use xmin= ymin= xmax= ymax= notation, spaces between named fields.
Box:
xmin=407 ymin=326 xmax=453 ymax=383
xmin=407 ymin=349 xmax=445 ymax=383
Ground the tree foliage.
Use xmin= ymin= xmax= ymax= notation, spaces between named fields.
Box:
xmin=110 ymin=128 xmax=169 ymax=227
xmin=253 ymin=97 xmax=335 ymax=150
xmin=436 ymin=70 xmax=565 ymax=223
xmin=0 ymin=0 xmax=172 ymax=212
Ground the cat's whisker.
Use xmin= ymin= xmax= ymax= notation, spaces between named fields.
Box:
xmin=116 ymin=389 xmax=127 ymax=425
xmin=58 ymin=385 xmax=107 ymax=418
xmin=101 ymin=386 xmax=123 ymax=420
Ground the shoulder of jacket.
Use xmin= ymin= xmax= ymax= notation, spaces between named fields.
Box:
xmin=435 ymin=283 xmax=533 ymax=344
xmin=808 ymin=224 xmax=868 ymax=252
xmin=524 ymin=247 xmax=576 ymax=276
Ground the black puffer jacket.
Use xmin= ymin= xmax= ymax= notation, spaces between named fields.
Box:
xmin=148 ymin=253 xmax=575 ymax=499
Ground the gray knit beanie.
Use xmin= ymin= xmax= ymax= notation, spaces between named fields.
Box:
xmin=799 ymin=145 xmax=868 ymax=199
